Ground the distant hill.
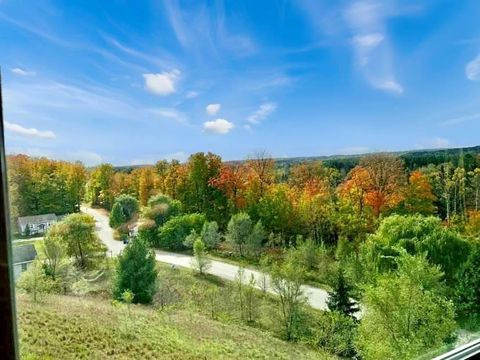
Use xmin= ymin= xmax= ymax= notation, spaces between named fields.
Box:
xmin=113 ymin=145 xmax=480 ymax=174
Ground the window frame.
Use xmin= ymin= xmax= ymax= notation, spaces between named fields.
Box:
xmin=0 ymin=70 xmax=19 ymax=359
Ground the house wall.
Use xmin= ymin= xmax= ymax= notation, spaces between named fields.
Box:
xmin=20 ymin=222 xmax=54 ymax=235
xmin=13 ymin=261 xmax=32 ymax=281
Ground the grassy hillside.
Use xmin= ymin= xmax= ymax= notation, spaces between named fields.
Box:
xmin=17 ymin=294 xmax=332 ymax=360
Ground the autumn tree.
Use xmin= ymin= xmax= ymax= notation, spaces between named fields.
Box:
xmin=209 ymin=163 xmax=248 ymax=212
xmin=359 ymin=154 xmax=406 ymax=217
xmin=56 ymin=213 xmax=105 ymax=268
xmin=7 ymin=155 xmax=86 ymax=219
xmin=86 ymin=163 xmax=115 ymax=209
xmin=399 ymin=170 xmax=437 ymax=215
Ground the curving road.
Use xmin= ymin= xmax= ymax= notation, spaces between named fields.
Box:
xmin=82 ymin=206 xmax=331 ymax=311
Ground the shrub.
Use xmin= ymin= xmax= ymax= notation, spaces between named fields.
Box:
xmin=137 ymin=219 xmax=157 ymax=246
xmin=157 ymin=213 xmax=206 ymax=250
xmin=308 ymin=311 xmax=357 ymax=358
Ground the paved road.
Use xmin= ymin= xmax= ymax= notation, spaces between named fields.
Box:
xmin=82 ymin=206 xmax=331 ymax=311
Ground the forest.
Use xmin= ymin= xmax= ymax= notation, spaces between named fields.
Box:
xmin=8 ymin=149 xmax=480 ymax=359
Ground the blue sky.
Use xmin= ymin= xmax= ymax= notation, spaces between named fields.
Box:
xmin=1 ymin=0 xmax=480 ymax=166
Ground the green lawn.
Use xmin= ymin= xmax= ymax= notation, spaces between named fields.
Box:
xmin=17 ymin=293 xmax=332 ymax=360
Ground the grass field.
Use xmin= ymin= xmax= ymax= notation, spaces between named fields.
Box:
xmin=17 ymin=293 xmax=333 ymax=359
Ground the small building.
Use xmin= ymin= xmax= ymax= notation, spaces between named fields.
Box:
xmin=17 ymin=214 xmax=58 ymax=236
xmin=12 ymin=244 xmax=37 ymax=280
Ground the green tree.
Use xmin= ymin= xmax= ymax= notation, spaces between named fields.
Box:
xmin=17 ymin=260 xmax=54 ymax=302
xmin=109 ymin=202 xmax=126 ymax=228
xmin=310 ymin=311 xmax=357 ymax=358
xmin=86 ymin=163 xmax=115 ymax=209
xmin=356 ymin=254 xmax=456 ymax=360
xmin=270 ymin=253 xmax=306 ymax=340
xmin=247 ymin=221 xmax=265 ymax=258
xmin=115 ymin=194 xmax=139 ymax=220
xmin=183 ymin=221 xmax=221 ymax=250
xmin=327 ymin=269 xmax=358 ymax=319
xmin=157 ymin=213 xmax=206 ymax=250
xmin=114 ymin=238 xmax=157 ymax=304
xmin=200 ymin=221 xmax=221 ymax=249
xmin=42 ymin=226 xmax=67 ymax=280
xmin=226 ymin=212 xmax=252 ymax=257
xmin=244 ymin=273 xmax=259 ymax=323
xmin=142 ymin=194 xmax=182 ymax=227
xmin=192 ymin=238 xmax=210 ymax=275
xmin=364 ymin=214 xmax=470 ymax=285
xmin=455 ymin=245 xmax=480 ymax=318
xmin=59 ymin=213 xmax=105 ymax=269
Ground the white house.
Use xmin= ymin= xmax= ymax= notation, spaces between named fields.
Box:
xmin=12 ymin=244 xmax=37 ymax=280
xmin=17 ymin=214 xmax=58 ymax=236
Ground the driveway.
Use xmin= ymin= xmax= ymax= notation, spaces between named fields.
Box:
xmin=81 ymin=206 xmax=332 ymax=311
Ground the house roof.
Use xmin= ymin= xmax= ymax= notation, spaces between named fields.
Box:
xmin=12 ymin=244 xmax=37 ymax=264
xmin=17 ymin=214 xmax=57 ymax=226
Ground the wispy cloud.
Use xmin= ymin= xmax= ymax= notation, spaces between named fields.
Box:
xmin=415 ymin=137 xmax=450 ymax=149
xmin=344 ymin=1 xmax=403 ymax=95
xmin=149 ymin=107 xmax=186 ymax=123
xmin=298 ymin=0 xmax=404 ymax=95
xmin=203 ymin=118 xmax=234 ymax=134
xmin=206 ymin=103 xmax=221 ymax=115
xmin=466 ymin=55 xmax=480 ymax=81
xmin=440 ymin=113 xmax=480 ymax=126
xmin=186 ymin=90 xmax=200 ymax=98
xmin=143 ymin=70 xmax=180 ymax=96
xmin=4 ymin=121 xmax=56 ymax=139
xmin=11 ymin=67 xmax=36 ymax=76
xmin=247 ymin=102 xmax=277 ymax=124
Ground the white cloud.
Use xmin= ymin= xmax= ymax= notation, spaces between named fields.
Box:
xmin=374 ymin=79 xmax=403 ymax=95
xmin=344 ymin=1 xmax=404 ymax=95
xmin=4 ymin=121 xmax=56 ymax=139
xmin=441 ymin=113 xmax=480 ymax=126
xmin=416 ymin=137 xmax=450 ymax=150
xmin=186 ymin=90 xmax=199 ymax=98
xmin=353 ymin=33 xmax=384 ymax=65
xmin=143 ymin=70 xmax=180 ymax=96
xmin=203 ymin=119 xmax=234 ymax=134
xmin=206 ymin=103 xmax=221 ymax=115
xmin=247 ymin=102 xmax=277 ymax=124
xmin=149 ymin=108 xmax=186 ymax=123
xmin=466 ymin=55 xmax=480 ymax=81
xmin=11 ymin=68 xmax=36 ymax=76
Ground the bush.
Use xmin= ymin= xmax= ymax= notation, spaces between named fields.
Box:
xmin=157 ymin=213 xmax=206 ymax=250
xmin=137 ymin=219 xmax=157 ymax=246
xmin=308 ymin=311 xmax=357 ymax=358
xmin=143 ymin=195 xmax=182 ymax=226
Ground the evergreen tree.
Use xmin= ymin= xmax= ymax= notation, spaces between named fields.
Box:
xmin=327 ymin=269 xmax=358 ymax=319
xmin=114 ymin=238 xmax=157 ymax=304
xmin=109 ymin=202 xmax=126 ymax=228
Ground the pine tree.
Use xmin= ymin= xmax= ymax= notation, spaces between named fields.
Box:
xmin=109 ymin=202 xmax=126 ymax=228
xmin=114 ymin=238 xmax=157 ymax=304
xmin=327 ymin=269 xmax=359 ymax=319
